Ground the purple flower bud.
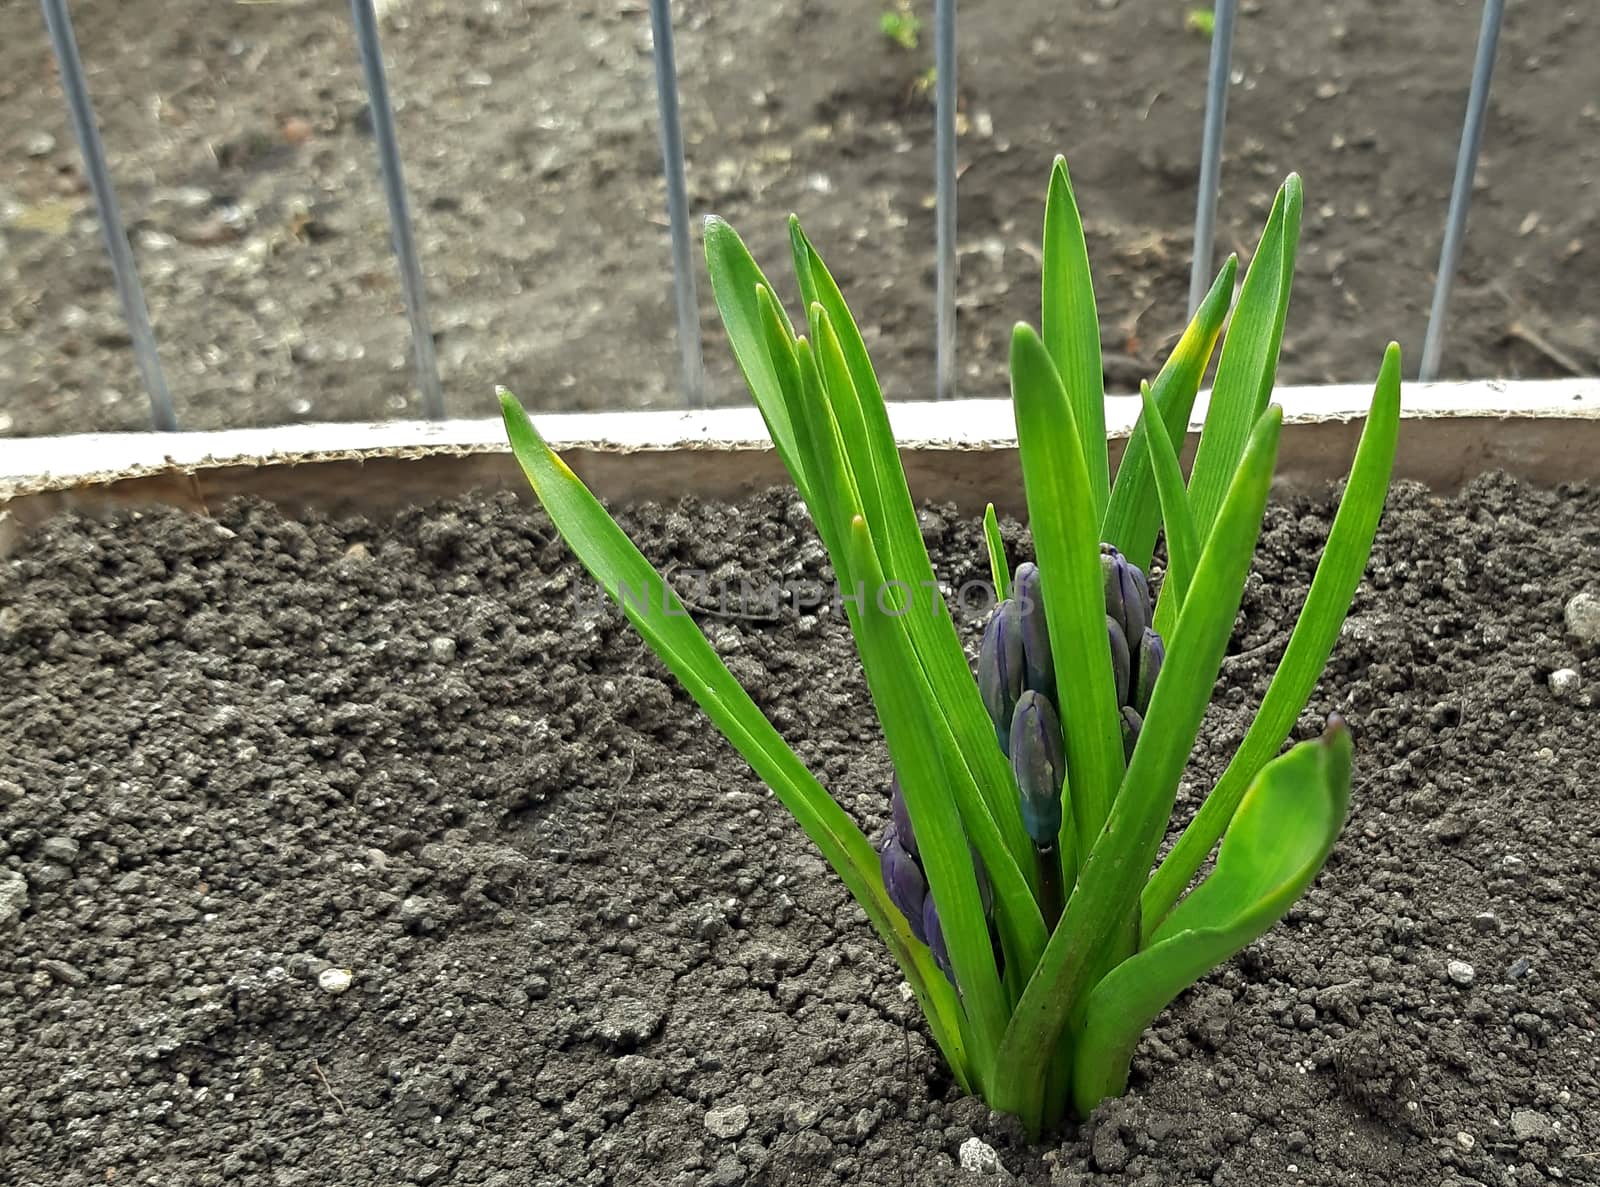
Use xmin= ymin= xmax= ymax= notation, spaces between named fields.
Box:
xmin=972 ymin=850 xmax=994 ymax=919
xmin=1120 ymin=705 xmax=1144 ymax=762
xmin=1101 ymin=546 xmax=1153 ymax=643
xmin=922 ymin=895 xmax=952 ymax=982
xmin=1101 ymin=547 xmax=1125 ymax=627
xmin=1010 ymin=690 xmax=1066 ymax=848
xmin=1126 ymin=565 xmax=1152 ymax=637
xmin=1107 ymin=614 xmax=1131 ymax=707
xmin=1012 ymin=562 xmax=1054 ymax=701
xmin=889 ymin=775 xmax=918 ymax=860
xmin=978 ymin=598 xmax=1025 ymax=753
xmin=1134 ymin=626 xmax=1164 ymax=717
xmin=879 ymin=825 xmax=928 ymax=943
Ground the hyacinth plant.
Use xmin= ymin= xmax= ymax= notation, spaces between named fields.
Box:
xmin=499 ymin=158 xmax=1401 ymax=1134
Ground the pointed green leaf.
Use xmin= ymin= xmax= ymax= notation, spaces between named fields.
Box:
xmin=843 ymin=514 xmax=1008 ymax=1088
xmin=788 ymin=334 xmax=864 ymax=585
xmin=789 ymin=215 xmax=823 ymax=331
xmin=1102 ymin=255 xmax=1236 ymax=569
xmin=705 ymin=218 xmax=813 ymax=507
xmin=1009 ymin=322 xmax=1124 ymax=853
xmin=812 ymin=308 xmax=1049 ymax=985
xmin=983 ymin=503 xmax=1011 ymax=601
xmin=1143 ymin=342 xmax=1402 ymax=936
xmin=789 ymin=219 xmax=1042 ymax=892
xmin=1072 ymin=721 xmax=1351 ymax=1115
xmin=1183 ymin=176 xmax=1302 ymax=550
xmin=1137 ymin=380 xmax=1199 ymax=619
xmin=498 ymin=389 xmax=972 ymax=1085
xmin=1042 ymin=157 xmax=1109 ymax=523
xmin=813 ymin=308 xmax=886 ymax=560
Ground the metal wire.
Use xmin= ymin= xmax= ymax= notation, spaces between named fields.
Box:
xmin=648 ymin=0 xmax=706 ymax=408
xmin=39 ymin=0 xmax=177 ymax=432
xmin=934 ymin=0 xmax=958 ymax=401
xmin=1188 ymin=0 xmax=1238 ymax=318
xmin=1420 ymin=0 xmax=1505 ymax=382
xmin=350 ymin=0 xmax=446 ymax=419
xmin=35 ymin=0 xmax=1532 ymax=431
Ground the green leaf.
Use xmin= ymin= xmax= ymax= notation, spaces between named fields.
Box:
xmin=789 ymin=217 xmax=885 ymax=419
xmin=750 ymin=285 xmax=838 ymax=557
xmin=1042 ymin=157 xmax=1109 ymax=524
xmin=1142 ymin=342 xmax=1402 ymax=936
xmin=789 ymin=334 xmax=863 ymax=587
xmin=1183 ymin=176 xmax=1302 ymax=552
xmin=705 ymin=219 xmax=814 ymax=509
xmin=1102 ymin=256 xmax=1236 ymax=569
xmin=812 ymin=312 xmax=1047 ymax=991
xmin=983 ymin=503 xmax=1011 ymax=601
xmin=992 ymin=401 xmax=1283 ymax=1136
xmin=1071 ymin=720 xmax=1352 ymax=1115
xmin=1137 ymin=380 xmax=1199 ymax=619
xmin=812 ymin=309 xmax=887 ymax=566
xmin=1009 ymin=322 xmax=1124 ymax=854
xmin=843 ymin=513 xmax=1008 ymax=1089
xmin=789 ymin=219 xmax=1043 ymax=897
xmin=498 ymin=388 xmax=974 ymax=1086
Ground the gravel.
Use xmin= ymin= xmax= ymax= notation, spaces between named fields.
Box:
xmin=1564 ymin=592 xmax=1600 ymax=644
xmin=1445 ymin=960 xmax=1476 ymax=988
xmin=0 ymin=870 xmax=28 ymax=928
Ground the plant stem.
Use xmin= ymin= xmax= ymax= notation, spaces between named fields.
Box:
xmin=1035 ymin=846 xmax=1063 ymax=930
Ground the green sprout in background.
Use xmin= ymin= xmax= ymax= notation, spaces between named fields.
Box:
xmin=880 ymin=0 xmax=922 ymax=51
xmin=501 ymin=157 xmax=1401 ymax=1134
xmin=1186 ymin=6 xmax=1217 ymax=37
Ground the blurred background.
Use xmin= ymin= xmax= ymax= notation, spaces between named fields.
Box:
xmin=1 ymin=0 xmax=1595 ymax=437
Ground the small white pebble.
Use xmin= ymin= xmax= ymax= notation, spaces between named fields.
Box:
xmin=429 ymin=636 xmax=458 ymax=663
xmin=1456 ymin=1131 xmax=1476 ymax=1151
xmin=1547 ymin=668 xmax=1581 ymax=700
xmin=1446 ymin=959 xmax=1476 ymax=987
xmin=958 ymin=1137 xmax=1006 ymax=1176
xmin=317 ymin=967 xmax=353 ymax=995
xmin=1564 ymin=591 xmax=1600 ymax=644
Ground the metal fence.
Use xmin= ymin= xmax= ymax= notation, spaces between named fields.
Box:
xmin=38 ymin=0 xmax=1507 ymax=432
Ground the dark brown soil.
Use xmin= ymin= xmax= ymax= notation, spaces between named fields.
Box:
xmin=2 ymin=1 xmax=1597 ymax=436
xmin=2 ymin=474 xmax=1598 ymax=1185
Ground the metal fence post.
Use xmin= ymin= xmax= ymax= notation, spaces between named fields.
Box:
xmin=1420 ymin=0 xmax=1505 ymax=382
xmin=40 ymin=0 xmax=178 ymax=432
xmin=934 ymin=0 xmax=958 ymax=401
xmin=349 ymin=0 xmax=446 ymax=419
xmin=647 ymin=0 xmax=705 ymax=409
xmin=1188 ymin=0 xmax=1238 ymax=318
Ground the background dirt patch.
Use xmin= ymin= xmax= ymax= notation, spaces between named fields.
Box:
xmin=2 ymin=0 xmax=1597 ymax=435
